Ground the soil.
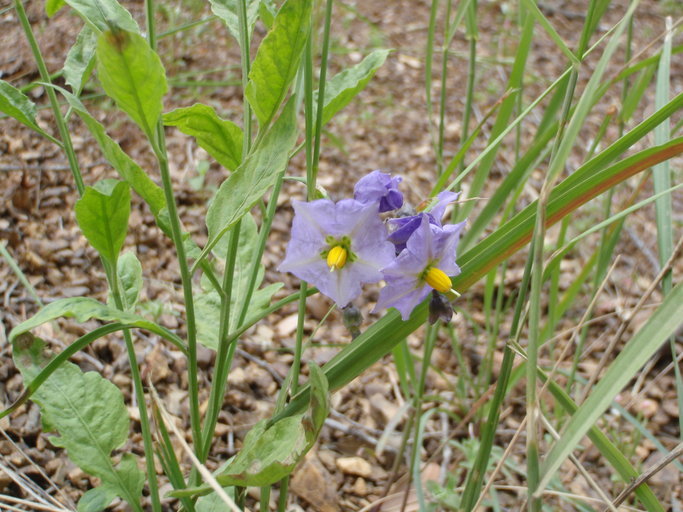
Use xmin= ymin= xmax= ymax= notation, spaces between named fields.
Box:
xmin=1 ymin=0 xmax=682 ymax=510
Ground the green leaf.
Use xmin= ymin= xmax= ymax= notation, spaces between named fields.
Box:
xmin=0 ymin=80 xmax=51 ymax=137
xmin=621 ymin=64 xmax=656 ymax=123
xmin=58 ymin=89 xmax=167 ymax=220
xmin=78 ymin=485 xmax=118 ymax=512
xmin=109 ymin=251 xmax=143 ymax=311
xmin=46 ymin=0 xmax=66 ymax=17
xmin=175 ymin=364 xmax=329 ymax=495
xmin=209 ymin=0 xmax=259 ymax=43
xmin=8 ymin=297 xmax=182 ymax=350
xmin=63 ymin=0 xmax=139 ymax=33
xmin=195 ymin=98 xmax=298 ymax=269
xmin=64 ymin=26 xmax=98 ymax=94
xmin=538 ymin=282 xmax=683 ymax=491
xmin=259 ymin=0 xmax=276 ymax=29
xmin=245 ymin=0 xmax=311 ymax=127
xmin=196 ymin=214 xmax=282 ymax=348
xmin=13 ymin=336 xmax=144 ymax=511
xmin=75 ymin=180 xmax=130 ymax=264
xmin=305 ymin=363 xmax=329 ymax=439
xmin=96 ymin=30 xmax=167 ymax=140
xmin=316 ymin=49 xmax=390 ymax=127
xmin=164 ymin=104 xmax=243 ymax=171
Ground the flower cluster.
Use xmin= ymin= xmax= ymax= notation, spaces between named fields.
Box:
xmin=279 ymin=171 xmax=466 ymax=322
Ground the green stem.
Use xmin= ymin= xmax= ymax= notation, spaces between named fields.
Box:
xmin=311 ymin=0 xmax=333 ymax=181
xmin=199 ymin=225 xmax=241 ymax=462
xmin=437 ymin=0 xmax=454 ymax=174
xmin=401 ymin=323 xmax=438 ymax=511
xmin=107 ymin=260 xmax=161 ymax=512
xmin=13 ymin=0 xmax=84 ymax=195
xmin=155 ymin=150 xmax=202 ymax=453
xmin=460 ymin=0 xmax=477 ymax=171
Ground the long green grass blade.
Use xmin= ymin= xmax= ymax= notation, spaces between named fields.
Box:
xmin=537 ymin=281 xmax=683 ymax=493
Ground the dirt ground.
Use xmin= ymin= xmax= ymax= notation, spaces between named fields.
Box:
xmin=1 ymin=0 xmax=682 ymax=510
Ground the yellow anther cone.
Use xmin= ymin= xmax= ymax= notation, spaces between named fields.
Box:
xmin=327 ymin=245 xmax=347 ymax=271
xmin=424 ymin=267 xmax=452 ymax=293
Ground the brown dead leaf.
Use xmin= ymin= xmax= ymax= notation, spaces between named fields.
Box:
xmin=291 ymin=452 xmax=340 ymax=512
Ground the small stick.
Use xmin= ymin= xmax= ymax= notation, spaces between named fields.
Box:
xmin=607 ymin=442 xmax=683 ymax=511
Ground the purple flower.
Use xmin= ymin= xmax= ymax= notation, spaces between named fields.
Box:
xmin=354 ymin=170 xmax=403 ymax=212
xmin=279 ymin=198 xmax=395 ymax=307
xmin=388 ymin=191 xmax=460 ymax=252
xmin=375 ymin=214 xmax=466 ymax=320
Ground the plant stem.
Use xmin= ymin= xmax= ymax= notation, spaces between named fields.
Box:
xmin=199 ymin=226 xmax=241 ymax=462
xmin=154 ymin=149 xmax=202 ymax=453
xmin=13 ymin=0 xmax=84 ymax=195
xmin=107 ymin=261 xmax=161 ymax=512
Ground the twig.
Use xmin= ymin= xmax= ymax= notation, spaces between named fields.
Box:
xmin=607 ymin=442 xmax=683 ymax=511
xmin=578 ymin=234 xmax=683 ymax=404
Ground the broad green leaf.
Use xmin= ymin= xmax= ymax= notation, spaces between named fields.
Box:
xmin=96 ymin=30 xmax=167 ymax=139
xmin=8 ymin=297 xmax=183 ymax=350
xmin=64 ymin=26 xmax=98 ymax=94
xmin=316 ymin=49 xmax=390 ymax=127
xmin=75 ymin=180 xmax=130 ymax=264
xmin=46 ymin=0 xmax=66 ymax=17
xmin=209 ymin=0 xmax=259 ymax=43
xmin=175 ymin=364 xmax=329 ymax=494
xmin=0 ymin=80 xmax=51 ymax=137
xmin=196 ymin=98 xmax=298 ymax=268
xmin=78 ymin=485 xmax=117 ymax=512
xmin=196 ymin=283 xmax=282 ymax=350
xmin=196 ymin=486 xmax=236 ymax=512
xmin=13 ymin=336 xmax=144 ymax=511
xmin=63 ymin=0 xmax=139 ymax=33
xmin=58 ymin=87 xmax=167 ymax=220
xmin=259 ymin=0 xmax=276 ymax=28
xmin=197 ymin=215 xmax=282 ymax=348
xmin=164 ymin=104 xmax=243 ymax=171
xmin=305 ymin=363 xmax=329 ymax=439
xmin=538 ymin=282 xmax=683 ymax=491
xmin=108 ymin=251 xmax=143 ymax=311
xmin=245 ymin=0 xmax=311 ymax=127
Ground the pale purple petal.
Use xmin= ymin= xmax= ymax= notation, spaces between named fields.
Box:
xmin=354 ymin=170 xmax=403 ymax=212
xmin=428 ymin=191 xmax=460 ymax=223
xmin=375 ymin=214 xmax=466 ymax=319
xmin=279 ymin=198 xmax=393 ymax=307
xmin=374 ymin=276 xmax=430 ymax=321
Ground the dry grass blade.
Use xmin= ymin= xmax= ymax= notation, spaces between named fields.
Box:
xmin=473 ymin=416 xmax=527 ymax=510
xmin=0 ymin=494 xmax=72 ymax=512
xmin=148 ymin=385 xmax=246 ymax=512
xmin=540 ymin=414 xmax=618 ymax=512
xmin=578 ymin=234 xmax=683 ymax=404
xmin=607 ymin=443 xmax=683 ymax=511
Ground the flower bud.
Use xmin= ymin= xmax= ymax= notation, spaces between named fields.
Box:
xmin=429 ymin=291 xmax=453 ymax=324
xmin=342 ymin=304 xmax=363 ymax=339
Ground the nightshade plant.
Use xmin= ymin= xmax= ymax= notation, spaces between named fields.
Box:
xmin=1 ymin=0 xmax=682 ymax=510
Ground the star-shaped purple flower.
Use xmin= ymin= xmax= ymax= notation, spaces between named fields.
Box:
xmin=375 ymin=214 xmax=466 ymax=320
xmin=354 ymin=170 xmax=403 ymax=212
xmin=387 ymin=191 xmax=459 ymax=253
xmin=279 ymin=198 xmax=395 ymax=307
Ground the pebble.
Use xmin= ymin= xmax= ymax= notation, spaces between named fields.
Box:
xmin=336 ymin=456 xmax=372 ymax=478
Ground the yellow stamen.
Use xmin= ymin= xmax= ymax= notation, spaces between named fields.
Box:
xmin=424 ymin=267 xmax=452 ymax=293
xmin=327 ymin=245 xmax=347 ymax=271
